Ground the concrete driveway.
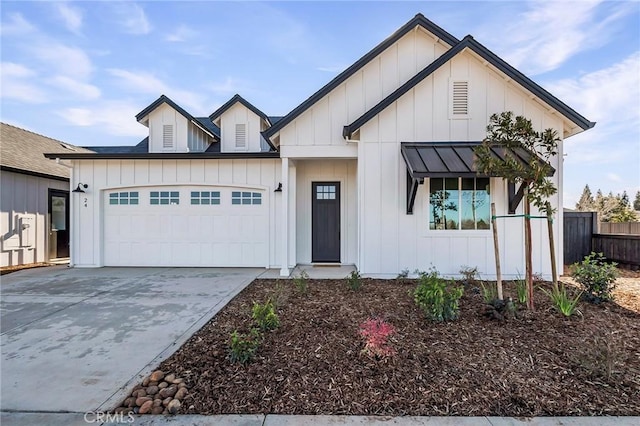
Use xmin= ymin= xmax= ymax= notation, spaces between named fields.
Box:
xmin=0 ymin=266 xmax=260 ymax=413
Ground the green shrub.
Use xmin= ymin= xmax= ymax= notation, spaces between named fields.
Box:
xmin=459 ymin=265 xmax=479 ymax=284
xmin=571 ymin=252 xmax=618 ymax=303
xmin=293 ymin=271 xmax=309 ymax=295
xmin=396 ymin=268 xmax=410 ymax=280
xmin=413 ymin=269 xmax=463 ymax=322
xmin=346 ymin=269 xmax=363 ymax=291
xmin=251 ymin=300 xmax=280 ymax=331
xmin=229 ymin=328 xmax=262 ymax=364
xmin=481 ymin=282 xmax=498 ymax=303
xmin=515 ymin=277 xmax=527 ymax=305
xmin=542 ymin=284 xmax=582 ymax=317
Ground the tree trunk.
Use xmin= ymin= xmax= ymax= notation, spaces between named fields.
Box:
xmin=524 ymin=193 xmax=534 ymax=310
xmin=547 ymin=210 xmax=558 ymax=292
xmin=491 ymin=203 xmax=503 ymax=300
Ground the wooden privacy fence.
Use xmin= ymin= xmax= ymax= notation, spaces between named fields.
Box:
xmin=600 ymin=221 xmax=640 ymax=235
xmin=565 ymin=212 xmax=640 ymax=268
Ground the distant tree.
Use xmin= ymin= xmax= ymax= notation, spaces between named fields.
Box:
xmin=588 ymin=189 xmax=638 ymax=222
xmin=634 ymin=191 xmax=640 ymax=211
xmin=575 ymin=184 xmax=595 ymax=211
xmin=474 ymin=112 xmax=559 ymax=310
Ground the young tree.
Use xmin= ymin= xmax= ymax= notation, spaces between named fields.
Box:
xmin=634 ymin=191 xmax=640 ymax=211
xmin=474 ymin=112 xmax=560 ymax=310
xmin=576 ymin=184 xmax=595 ymax=211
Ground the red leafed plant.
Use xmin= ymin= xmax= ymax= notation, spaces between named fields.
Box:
xmin=359 ymin=317 xmax=396 ymax=359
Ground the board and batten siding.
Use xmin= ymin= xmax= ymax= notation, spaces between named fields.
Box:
xmin=279 ymin=28 xmax=449 ymax=152
xmin=0 ymin=170 xmax=69 ymax=267
xmin=220 ymin=103 xmax=264 ymax=153
xmin=356 ymin=50 xmax=565 ymax=277
xmin=294 ymin=160 xmax=358 ymax=265
xmin=70 ymin=158 xmax=282 ymax=267
xmin=148 ymin=103 xmax=188 ymax=153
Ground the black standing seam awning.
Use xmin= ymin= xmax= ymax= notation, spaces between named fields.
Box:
xmin=401 ymin=142 xmax=555 ymax=215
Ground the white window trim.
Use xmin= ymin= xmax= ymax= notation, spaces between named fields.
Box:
xmin=449 ymin=79 xmax=470 ymax=119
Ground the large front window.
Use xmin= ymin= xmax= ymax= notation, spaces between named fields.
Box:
xmin=429 ymin=177 xmax=490 ymax=230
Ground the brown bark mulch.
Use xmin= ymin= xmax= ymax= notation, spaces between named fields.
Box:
xmin=159 ymin=278 xmax=640 ymax=416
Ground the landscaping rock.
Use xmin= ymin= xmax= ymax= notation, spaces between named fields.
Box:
xmin=167 ymin=399 xmax=181 ymax=414
xmin=172 ymin=378 xmax=184 ymax=385
xmin=174 ymin=387 xmax=187 ymax=401
xmin=139 ymin=400 xmax=153 ymax=414
xmin=142 ymin=377 xmax=150 ymax=387
xmin=159 ymin=386 xmax=177 ymax=398
xmin=151 ymin=406 xmax=164 ymax=415
xmin=123 ymin=397 xmax=134 ymax=407
xmin=158 ymin=381 xmax=168 ymax=389
xmin=146 ymin=385 xmax=159 ymax=395
xmin=149 ymin=370 xmax=165 ymax=382
xmin=133 ymin=389 xmax=146 ymax=398
xmin=135 ymin=396 xmax=151 ymax=407
xmin=162 ymin=397 xmax=172 ymax=407
xmin=164 ymin=373 xmax=175 ymax=383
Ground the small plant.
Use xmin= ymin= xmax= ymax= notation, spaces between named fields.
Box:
xmin=396 ymin=268 xmax=410 ymax=280
xmin=542 ymin=284 xmax=582 ymax=317
xmin=480 ymin=282 xmax=498 ymax=304
xmin=293 ymin=270 xmax=309 ymax=295
xmin=413 ymin=269 xmax=464 ymax=322
xmin=577 ymin=334 xmax=618 ymax=381
xmin=359 ymin=317 xmax=396 ymax=358
xmin=459 ymin=265 xmax=479 ymax=284
xmin=229 ymin=328 xmax=262 ymax=364
xmin=571 ymin=252 xmax=618 ymax=304
xmin=346 ymin=269 xmax=363 ymax=291
xmin=270 ymin=281 xmax=288 ymax=308
xmin=251 ymin=300 xmax=280 ymax=331
xmin=515 ymin=276 xmax=528 ymax=305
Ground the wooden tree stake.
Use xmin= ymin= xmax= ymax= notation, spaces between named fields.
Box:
xmin=524 ymin=192 xmax=534 ymax=311
xmin=548 ymin=211 xmax=558 ymax=292
xmin=491 ymin=203 xmax=503 ymax=300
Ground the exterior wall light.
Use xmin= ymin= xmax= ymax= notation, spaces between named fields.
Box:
xmin=72 ymin=183 xmax=88 ymax=193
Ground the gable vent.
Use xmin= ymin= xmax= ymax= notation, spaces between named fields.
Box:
xmin=451 ymin=81 xmax=469 ymax=116
xmin=235 ymin=123 xmax=246 ymax=148
xmin=162 ymin=124 xmax=174 ymax=149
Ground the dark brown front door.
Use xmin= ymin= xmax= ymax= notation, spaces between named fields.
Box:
xmin=49 ymin=190 xmax=70 ymax=259
xmin=311 ymin=182 xmax=340 ymax=262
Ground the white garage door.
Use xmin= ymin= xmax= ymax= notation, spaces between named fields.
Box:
xmin=103 ymin=186 xmax=269 ymax=267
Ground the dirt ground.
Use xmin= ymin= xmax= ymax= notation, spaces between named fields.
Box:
xmin=158 ymin=271 xmax=640 ymax=417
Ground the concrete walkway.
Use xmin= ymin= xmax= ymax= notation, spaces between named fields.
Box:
xmin=1 ymin=413 xmax=637 ymax=425
xmin=1 ymin=266 xmax=261 ymax=413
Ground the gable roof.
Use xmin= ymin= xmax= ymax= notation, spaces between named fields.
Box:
xmin=208 ymin=94 xmax=271 ymax=124
xmin=343 ymin=35 xmax=595 ymax=139
xmin=135 ymin=94 xmax=218 ymax=140
xmin=0 ymin=122 xmax=94 ymax=180
xmin=263 ymin=13 xmax=459 ymax=142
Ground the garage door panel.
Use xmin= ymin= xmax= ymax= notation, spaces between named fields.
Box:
xmin=104 ymin=186 xmax=269 ymax=267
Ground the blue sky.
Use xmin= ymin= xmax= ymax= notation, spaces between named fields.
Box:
xmin=1 ymin=1 xmax=638 ymax=208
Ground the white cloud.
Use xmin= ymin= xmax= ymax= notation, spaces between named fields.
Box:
xmin=48 ymin=75 xmax=101 ymax=100
xmin=209 ymin=77 xmax=246 ymax=94
xmin=60 ymin=101 xmax=148 ymax=138
xmin=166 ymin=25 xmax=196 ymax=42
xmin=0 ymin=62 xmax=48 ymax=104
xmin=112 ymin=2 xmax=151 ymax=35
xmin=55 ymin=2 xmax=83 ymax=35
xmin=0 ymin=13 xmax=36 ymax=36
xmin=107 ymin=68 xmax=208 ymax=114
xmin=30 ymin=42 xmax=93 ymax=80
xmin=486 ymin=1 xmax=634 ymax=75
xmin=317 ymin=65 xmax=346 ymax=73
xmin=607 ymin=173 xmax=623 ymax=183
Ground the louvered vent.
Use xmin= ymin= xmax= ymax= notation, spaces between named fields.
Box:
xmin=162 ymin=124 xmax=174 ymax=148
xmin=452 ymin=81 xmax=469 ymax=116
xmin=235 ymin=123 xmax=246 ymax=148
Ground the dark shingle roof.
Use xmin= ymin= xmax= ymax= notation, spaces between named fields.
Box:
xmin=343 ymin=36 xmax=595 ymax=138
xmin=194 ymin=117 xmax=220 ymax=138
xmin=85 ymin=137 xmax=150 ymax=154
xmin=0 ymin=122 xmax=93 ymax=180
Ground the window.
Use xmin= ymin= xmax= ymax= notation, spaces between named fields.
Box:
xmin=150 ymin=191 xmax=179 ymax=205
xmin=235 ymin=123 xmax=246 ymax=148
xmin=429 ymin=178 xmax=489 ymax=230
xmin=191 ymin=191 xmax=221 ymax=205
xmin=450 ymin=80 xmax=469 ymax=118
xmin=162 ymin=124 xmax=174 ymax=149
xmin=231 ymin=191 xmax=261 ymax=205
xmin=109 ymin=191 xmax=139 ymax=205
xmin=316 ymin=185 xmax=336 ymax=200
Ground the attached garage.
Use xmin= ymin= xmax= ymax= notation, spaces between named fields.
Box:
xmin=103 ymin=186 xmax=269 ymax=267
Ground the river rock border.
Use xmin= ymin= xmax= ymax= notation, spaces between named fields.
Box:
xmin=114 ymin=370 xmax=188 ymax=415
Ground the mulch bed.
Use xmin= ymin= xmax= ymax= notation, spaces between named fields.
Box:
xmin=160 ymin=278 xmax=640 ymax=416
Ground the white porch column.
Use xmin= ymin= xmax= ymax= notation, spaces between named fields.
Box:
xmin=288 ymin=160 xmax=297 ymax=268
xmin=280 ymin=157 xmax=290 ymax=276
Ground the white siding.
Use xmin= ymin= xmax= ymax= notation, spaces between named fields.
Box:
xmin=70 ymin=159 xmax=282 ymax=267
xmin=148 ymin=103 xmax=189 ymax=153
xmin=357 ymin=50 xmax=565 ymax=278
xmin=295 ymin=160 xmax=357 ymax=265
xmin=220 ymin=103 xmax=263 ymax=153
xmin=187 ymin=123 xmax=214 ymax=152
xmin=0 ymin=171 xmax=68 ymax=267
xmin=278 ymin=29 xmax=449 ymax=152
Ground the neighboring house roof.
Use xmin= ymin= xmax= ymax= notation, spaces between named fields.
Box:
xmin=135 ymin=94 xmax=218 ymax=140
xmin=208 ymin=94 xmax=271 ymax=124
xmin=263 ymin=13 xmax=460 ymax=141
xmin=343 ymin=36 xmax=595 ymax=139
xmin=0 ymin=122 xmax=93 ymax=181
xmin=44 ymin=151 xmax=280 ymax=160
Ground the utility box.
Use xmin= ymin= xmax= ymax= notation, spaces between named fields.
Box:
xmin=19 ymin=214 xmax=35 ymax=247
